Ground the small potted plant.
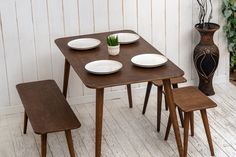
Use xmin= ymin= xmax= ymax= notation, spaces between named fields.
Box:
xmin=107 ymin=35 xmax=120 ymax=56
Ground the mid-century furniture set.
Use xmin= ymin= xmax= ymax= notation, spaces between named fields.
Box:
xmin=16 ymin=30 xmax=217 ymax=157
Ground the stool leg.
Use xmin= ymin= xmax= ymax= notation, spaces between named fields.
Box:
xmin=164 ymin=95 xmax=168 ymax=111
xmin=178 ymin=107 xmax=184 ymax=128
xmin=164 ymin=115 xmax=171 ymax=140
xmin=126 ymin=84 xmax=133 ymax=108
xmin=172 ymin=84 xmax=184 ymax=127
xmin=41 ymin=134 xmax=47 ymax=157
xmin=172 ymin=83 xmax=178 ymax=89
xmin=23 ymin=111 xmax=28 ymax=134
xmin=157 ymin=86 xmax=163 ymax=132
xmin=65 ymin=130 xmax=76 ymax=157
xmin=142 ymin=82 xmax=153 ymax=114
xmin=190 ymin=112 xmax=194 ymax=136
xmin=184 ymin=112 xmax=190 ymax=157
xmin=200 ymin=109 xmax=215 ymax=156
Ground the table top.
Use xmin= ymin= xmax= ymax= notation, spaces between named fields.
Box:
xmin=55 ymin=30 xmax=184 ymax=89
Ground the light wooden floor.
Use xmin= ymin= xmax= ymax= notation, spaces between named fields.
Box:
xmin=1 ymin=83 xmax=236 ymax=157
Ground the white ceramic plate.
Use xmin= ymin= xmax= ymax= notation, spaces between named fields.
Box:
xmin=131 ymin=54 xmax=168 ymax=68
xmin=68 ymin=38 xmax=101 ymax=50
xmin=85 ymin=60 xmax=123 ymax=75
xmin=110 ymin=33 xmax=140 ymax=44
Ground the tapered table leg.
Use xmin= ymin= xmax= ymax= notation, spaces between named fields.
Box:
xmin=96 ymin=88 xmax=104 ymax=157
xmin=23 ymin=111 xmax=28 ymax=134
xmin=41 ymin=134 xmax=47 ymax=157
xmin=65 ymin=130 xmax=76 ymax=157
xmin=127 ymin=84 xmax=133 ymax=108
xmin=163 ymin=79 xmax=184 ymax=157
xmin=157 ymin=86 xmax=163 ymax=132
xmin=142 ymin=82 xmax=153 ymax=114
xmin=63 ymin=59 xmax=70 ymax=97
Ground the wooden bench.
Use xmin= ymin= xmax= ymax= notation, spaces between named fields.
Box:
xmin=16 ymin=80 xmax=81 ymax=157
xmin=164 ymin=86 xmax=217 ymax=157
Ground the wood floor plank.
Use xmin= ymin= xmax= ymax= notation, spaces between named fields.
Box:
xmin=105 ymin=100 xmax=154 ymax=157
xmin=28 ymin=123 xmax=53 ymax=157
xmin=75 ymin=103 xmax=115 ymax=157
xmin=47 ymin=132 xmax=66 ymax=157
xmin=83 ymin=102 xmax=128 ymax=157
xmin=68 ymin=107 xmax=90 ymax=157
xmin=9 ymin=125 xmax=39 ymax=157
xmin=193 ymin=112 xmax=231 ymax=157
xmin=0 ymin=126 xmax=16 ymax=157
xmin=114 ymin=99 xmax=168 ymax=157
xmin=132 ymin=95 xmax=203 ymax=157
xmin=1 ymin=83 xmax=236 ymax=157
xmin=103 ymin=101 xmax=140 ymax=157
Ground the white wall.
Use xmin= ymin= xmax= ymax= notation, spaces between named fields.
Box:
xmin=0 ymin=0 xmax=229 ymax=109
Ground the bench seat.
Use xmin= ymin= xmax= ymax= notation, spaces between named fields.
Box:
xmin=17 ymin=80 xmax=81 ymax=157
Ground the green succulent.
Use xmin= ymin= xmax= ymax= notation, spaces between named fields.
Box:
xmin=107 ymin=35 xmax=119 ymax=46
xmin=222 ymin=0 xmax=236 ymax=68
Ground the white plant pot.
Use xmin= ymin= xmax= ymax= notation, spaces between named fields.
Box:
xmin=107 ymin=45 xmax=120 ymax=56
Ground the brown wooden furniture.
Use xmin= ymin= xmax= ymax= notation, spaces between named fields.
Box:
xmin=142 ymin=77 xmax=187 ymax=132
xmin=16 ymin=80 xmax=81 ymax=157
xmin=55 ymin=30 xmax=185 ymax=157
xmin=164 ymin=86 xmax=217 ymax=157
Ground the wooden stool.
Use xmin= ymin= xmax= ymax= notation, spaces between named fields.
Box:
xmin=142 ymin=77 xmax=187 ymax=132
xmin=16 ymin=80 xmax=81 ymax=157
xmin=164 ymin=86 xmax=217 ymax=157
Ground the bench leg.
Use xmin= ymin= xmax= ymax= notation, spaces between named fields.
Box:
xmin=126 ymin=84 xmax=133 ymax=108
xmin=201 ymin=109 xmax=215 ymax=156
xmin=164 ymin=115 xmax=171 ymax=141
xmin=23 ymin=111 xmax=28 ymax=134
xmin=184 ymin=113 xmax=190 ymax=157
xmin=65 ymin=130 xmax=76 ymax=157
xmin=157 ymin=86 xmax=163 ymax=132
xmin=41 ymin=134 xmax=47 ymax=157
xmin=142 ymin=82 xmax=153 ymax=114
xmin=190 ymin=112 xmax=194 ymax=136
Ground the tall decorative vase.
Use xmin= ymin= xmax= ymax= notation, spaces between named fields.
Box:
xmin=193 ymin=23 xmax=220 ymax=96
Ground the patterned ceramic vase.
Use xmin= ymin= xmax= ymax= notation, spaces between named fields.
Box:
xmin=193 ymin=23 xmax=220 ymax=96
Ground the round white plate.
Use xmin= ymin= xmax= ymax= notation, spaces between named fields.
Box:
xmin=131 ymin=54 xmax=168 ymax=68
xmin=85 ymin=60 xmax=123 ymax=75
xmin=110 ymin=33 xmax=140 ymax=44
xmin=68 ymin=38 xmax=101 ymax=50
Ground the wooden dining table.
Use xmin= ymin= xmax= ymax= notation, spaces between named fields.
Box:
xmin=55 ymin=30 xmax=185 ymax=157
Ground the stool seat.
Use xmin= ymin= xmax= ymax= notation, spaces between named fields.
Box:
xmin=165 ymin=86 xmax=217 ymax=157
xmin=152 ymin=77 xmax=187 ymax=87
xmin=140 ymin=76 xmax=187 ymax=132
xmin=173 ymin=86 xmax=217 ymax=112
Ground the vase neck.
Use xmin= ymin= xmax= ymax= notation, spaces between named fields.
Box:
xmin=199 ymin=31 xmax=216 ymax=45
